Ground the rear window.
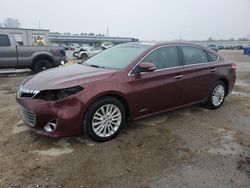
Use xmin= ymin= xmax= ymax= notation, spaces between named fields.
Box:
xmin=181 ymin=46 xmax=208 ymax=65
xmin=207 ymin=52 xmax=219 ymax=62
xmin=0 ymin=35 xmax=11 ymax=47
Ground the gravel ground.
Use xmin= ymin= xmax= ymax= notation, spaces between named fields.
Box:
xmin=0 ymin=50 xmax=250 ymax=188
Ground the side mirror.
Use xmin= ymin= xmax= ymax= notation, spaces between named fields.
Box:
xmin=138 ymin=62 xmax=156 ymax=73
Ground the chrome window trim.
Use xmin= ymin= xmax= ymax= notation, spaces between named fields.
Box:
xmin=128 ymin=44 xmax=219 ymax=76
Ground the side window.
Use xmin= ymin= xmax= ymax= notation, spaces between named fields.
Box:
xmin=0 ymin=35 xmax=11 ymax=47
xmin=181 ymin=46 xmax=208 ymax=65
xmin=207 ymin=51 xmax=219 ymax=62
xmin=142 ymin=46 xmax=179 ymax=69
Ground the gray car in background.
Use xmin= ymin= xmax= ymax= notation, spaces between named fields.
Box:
xmin=0 ymin=33 xmax=67 ymax=73
xmin=207 ymin=44 xmax=219 ymax=52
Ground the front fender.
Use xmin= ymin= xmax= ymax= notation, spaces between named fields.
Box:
xmin=83 ymin=90 xmax=131 ymax=120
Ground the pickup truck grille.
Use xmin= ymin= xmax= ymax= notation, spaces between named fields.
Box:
xmin=18 ymin=105 xmax=36 ymax=127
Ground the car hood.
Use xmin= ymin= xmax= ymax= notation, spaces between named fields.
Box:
xmin=22 ymin=64 xmax=116 ymax=91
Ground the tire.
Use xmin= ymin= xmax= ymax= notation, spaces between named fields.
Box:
xmin=84 ymin=97 xmax=126 ymax=142
xmin=207 ymin=81 xmax=226 ymax=109
xmin=81 ymin=53 xmax=88 ymax=61
xmin=33 ymin=59 xmax=53 ymax=73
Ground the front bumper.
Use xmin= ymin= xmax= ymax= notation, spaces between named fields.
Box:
xmin=16 ymin=95 xmax=86 ymax=137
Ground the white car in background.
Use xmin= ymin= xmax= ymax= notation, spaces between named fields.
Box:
xmin=70 ymin=43 xmax=80 ymax=50
xmin=77 ymin=47 xmax=105 ymax=60
xmin=101 ymin=41 xmax=114 ymax=49
xmin=73 ymin=44 xmax=92 ymax=57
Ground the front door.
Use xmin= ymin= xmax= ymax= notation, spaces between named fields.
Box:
xmin=130 ymin=46 xmax=184 ymax=118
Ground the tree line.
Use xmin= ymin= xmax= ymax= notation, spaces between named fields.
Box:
xmin=0 ymin=18 xmax=21 ymax=28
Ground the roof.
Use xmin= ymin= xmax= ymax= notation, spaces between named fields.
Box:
xmin=117 ymin=41 xmax=218 ymax=55
xmin=122 ymin=41 xmax=208 ymax=48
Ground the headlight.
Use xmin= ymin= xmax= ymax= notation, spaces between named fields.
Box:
xmin=34 ymin=86 xmax=83 ymax=101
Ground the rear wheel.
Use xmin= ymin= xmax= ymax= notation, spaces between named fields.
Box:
xmin=84 ymin=97 xmax=125 ymax=142
xmin=33 ymin=59 xmax=53 ymax=73
xmin=207 ymin=81 xmax=226 ymax=109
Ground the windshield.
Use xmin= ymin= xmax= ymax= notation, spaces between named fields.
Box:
xmin=84 ymin=43 xmax=151 ymax=69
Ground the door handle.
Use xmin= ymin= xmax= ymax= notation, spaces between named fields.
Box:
xmin=174 ymin=75 xmax=184 ymax=79
xmin=210 ymin=68 xmax=217 ymax=72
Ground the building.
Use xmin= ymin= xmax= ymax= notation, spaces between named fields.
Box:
xmin=0 ymin=27 xmax=138 ymax=47
xmin=0 ymin=27 xmax=50 ymax=46
xmin=49 ymin=34 xmax=138 ymax=46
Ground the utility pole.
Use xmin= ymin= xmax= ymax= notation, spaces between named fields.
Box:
xmin=107 ymin=27 xmax=109 ymax=36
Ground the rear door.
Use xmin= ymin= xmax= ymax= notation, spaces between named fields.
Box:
xmin=130 ymin=46 xmax=184 ymax=117
xmin=179 ymin=46 xmax=219 ymax=104
xmin=0 ymin=34 xmax=17 ymax=68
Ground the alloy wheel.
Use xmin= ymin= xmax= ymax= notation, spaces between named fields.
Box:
xmin=212 ymin=84 xmax=225 ymax=107
xmin=92 ymin=104 xmax=122 ymax=138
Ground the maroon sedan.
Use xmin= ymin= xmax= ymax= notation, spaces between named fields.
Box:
xmin=16 ymin=42 xmax=236 ymax=141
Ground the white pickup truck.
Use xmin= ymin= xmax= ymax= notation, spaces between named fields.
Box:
xmin=0 ymin=33 xmax=67 ymax=73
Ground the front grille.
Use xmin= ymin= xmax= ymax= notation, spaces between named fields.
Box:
xmin=18 ymin=105 xmax=36 ymax=127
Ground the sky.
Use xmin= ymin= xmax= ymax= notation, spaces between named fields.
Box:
xmin=1 ymin=0 xmax=250 ymax=41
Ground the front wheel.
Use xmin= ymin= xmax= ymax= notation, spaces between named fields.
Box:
xmin=84 ymin=97 xmax=126 ymax=142
xmin=207 ymin=81 xmax=226 ymax=109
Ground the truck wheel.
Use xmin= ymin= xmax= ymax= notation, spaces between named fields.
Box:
xmin=33 ymin=60 xmax=53 ymax=73
xmin=81 ymin=54 xmax=88 ymax=61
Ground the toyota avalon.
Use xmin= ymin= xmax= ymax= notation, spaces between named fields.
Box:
xmin=16 ymin=42 xmax=236 ymax=141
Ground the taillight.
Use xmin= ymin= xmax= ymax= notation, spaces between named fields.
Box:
xmin=232 ymin=63 xmax=236 ymax=70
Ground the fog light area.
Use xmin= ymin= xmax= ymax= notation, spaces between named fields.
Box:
xmin=44 ymin=120 xmax=57 ymax=132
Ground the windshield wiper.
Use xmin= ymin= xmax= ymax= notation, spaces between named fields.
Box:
xmin=84 ymin=64 xmax=106 ymax=69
